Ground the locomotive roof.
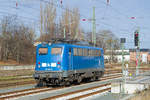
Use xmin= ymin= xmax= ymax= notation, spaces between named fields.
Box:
xmin=37 ymin=42 xmax=103 ymax=50
xmin=37 ymin=38 xmax=103 ymax=50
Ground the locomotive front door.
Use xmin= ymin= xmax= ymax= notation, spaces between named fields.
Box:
xmin=69 ymin=48 xmax=73 ymax=70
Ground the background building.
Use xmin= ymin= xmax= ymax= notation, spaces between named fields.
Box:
xmin=130 ymin=49 xmax=150 ymax=64
xmin=104 ymin=50 xmax=130 ymax=63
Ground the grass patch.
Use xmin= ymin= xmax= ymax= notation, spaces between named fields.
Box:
xmin=0 ymin=75 xmax=32 ymax=81
xmin=129 ymin=88 xmax=150 ymax=100
xmin=0 ymin=78 xmax=34 ymax=84
xmin=0 ymin=76 xmax=20 ymax=80
xmin=0 ymin=69 xmax=34 ymax=77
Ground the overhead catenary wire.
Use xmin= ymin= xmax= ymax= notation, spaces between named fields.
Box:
xmin=0 ymin=1 xmax=40 ymax=24
xmin=0 ymin=0 xmax=131 ymax=34
xmin=0 ymin=0 xmax=148 ymax=39
xmin=39 ymin=0 xmax=92 ymax=23
xmin=98 ymin=0 xmax=138 ymax=25
xmin=0 ymin=10 xmax=39 ymax=22
xmin=90 ymin=0 xmax=139 ymax=32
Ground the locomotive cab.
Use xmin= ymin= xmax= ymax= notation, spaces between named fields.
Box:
xmin=34 ymin=43 xmax=67 ymax=85
xmin=36 ymin=45 xmax=62 ymax=71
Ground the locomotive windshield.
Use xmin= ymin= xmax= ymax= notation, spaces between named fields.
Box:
xmin=51 ymin=47 xmax=62 ymax=55
xmin=39 ymin=48 xmax=48 ymax=55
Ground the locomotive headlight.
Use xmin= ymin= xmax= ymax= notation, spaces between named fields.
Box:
xmin=38 ymin=62 xmax=40 ymax=68
xmin=57 ymin=65 xmax=61 ymax=68
xmin=57 ymin=62 xmax=61 ymax=68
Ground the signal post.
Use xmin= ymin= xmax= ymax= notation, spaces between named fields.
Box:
xmin=120 ymin=38 xmax=126 ymax=94
xmin=134 ymin=30 xmax=140 ymax=75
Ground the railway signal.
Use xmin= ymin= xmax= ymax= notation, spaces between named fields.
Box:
xmin=120 ymin=38 xmax=126 ymax=93
xmin=131 ymin=17 xmax=135 ymax=19
xmin=60 ymin=0 xmax=62 ymax=4
xmin=134 ymin=29 xmax=140 ymax=75
xmin=107 ymin=0 xmax=109 ymax=5
xmin=16 ymin=2 xmax=18 ymax=7
xmin=134 ymin=31 xmax=139 ymax=46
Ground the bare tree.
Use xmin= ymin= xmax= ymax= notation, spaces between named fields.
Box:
xmin=96 ymin=30 xmax=120 ymax=49
xmin=40 ymin=1 xmax=56 ymax=41
xmin=0 ymin=36 xmax=2 ymax=60
xmin=0 ymin=16 xmax=35 ymax=64
xmin=70 ymin=8 xmax=80 ymax=39
xmin=96 ymin=30 xmax=120 ymax=63
xmin=84 ymin=30 xmax=120 ymax=63
xmin=0 ymin=16 xmax=16 ymax=61
xmin=60 ymin=8 xmax=81 ymax=40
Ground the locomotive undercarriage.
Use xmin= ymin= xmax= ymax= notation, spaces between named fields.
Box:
xmin=34 ymin=70 xmax=104 ymax=86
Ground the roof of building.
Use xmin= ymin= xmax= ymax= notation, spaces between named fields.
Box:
xmin=129 ymin=49 xmax=150 ymax=52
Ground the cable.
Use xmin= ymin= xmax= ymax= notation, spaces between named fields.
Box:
xmin=90 ymin=0 xmax=138 ymax=30
xmin=39 ymin=0 xmax=92 ymax=20
xmin=100 ymin=0 xmax=138 ymax=25
xmin=10 ymin=0 xmax=40 ymax=13
xmin=0 ymin=2 xmax=39 ymax=23
xmin=0 ymin=10 xmax=39 ymax=24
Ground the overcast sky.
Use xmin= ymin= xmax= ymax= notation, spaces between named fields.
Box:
xmin=0 ymin=0 xmax=150 ymax=49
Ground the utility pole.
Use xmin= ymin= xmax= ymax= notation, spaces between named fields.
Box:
xmin=92 ymin=6 xmax=96 ymax=46
xmin=63 ymin=27 xmax=66 ymax=38
xmin=120 ymin=38 xmax=126 ymax=93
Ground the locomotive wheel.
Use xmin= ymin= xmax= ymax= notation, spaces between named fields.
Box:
xmin=36 ymin=80 xmax=46 ymax=87
xmin=65 ymin=81 xmax=71 ymax=86
xmin=93 ymin=76 xmax=96 ymax=81
xmin=95 ymin=76 xmax=99 ymax=81
xmin=60 ymin=82 xmax=65 ymax=86
xmin=90 ymin=76 xmax=96 ymax=82
xmin=77 ymin=76 xmax=82 ymax=84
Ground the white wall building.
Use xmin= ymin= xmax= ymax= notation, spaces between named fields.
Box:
xmin=104 ymin=50 xmax=130 ymax=63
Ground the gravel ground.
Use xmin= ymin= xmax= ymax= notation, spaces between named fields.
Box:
xmin=128 ymin=89 xmax=150 ymax=100
xmin=0 ymin=84 xmax=36 ymax=94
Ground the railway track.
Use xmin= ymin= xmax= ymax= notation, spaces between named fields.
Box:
xmin=0 ymin=67 xmax=149 ymax=99
xmin=0 ymin=76 xmax=32 ymax=81
xmin=0 ymin=80 xmax=36 ymax=89
xmin=0 ymin=69 xmax=121 ymax=89
xmin=0 ymin=73 xmax=122 ymax=100
xmin=42 ymin=83 xmax=111 ymax=100
xmin=41 ymin=68 xmax=150 ymax=100
xmin=0 ymin=66 xmax=149 ymax=89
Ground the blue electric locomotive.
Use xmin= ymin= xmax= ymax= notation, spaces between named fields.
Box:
xmin=34 ymin=42 xmax=105 ymax=85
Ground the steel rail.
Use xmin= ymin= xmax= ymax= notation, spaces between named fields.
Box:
xmin=0 ymin=74 xmax=121 ymax=100
xmin=41 ymin=83 xmax=111 ymax=100
xmin=69 ymin=88 xmax=111 ymax=100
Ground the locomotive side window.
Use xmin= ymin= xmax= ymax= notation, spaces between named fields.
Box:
xmin=85 ymin=49 xmax=88 ymax=56
xmin=78 ymin=48 xmax=82 ymax=56
xmin=98 ymin=50 xmax=100 ymax=56
xmin=95 ymin=50 xmax=99 ymax=56
xmin=87 ymin=49 xmax=89 ymax=56
xmin=87 ymin=49 xmax=100 ymax=56
xmin=51 ymin=47 xmax=62 ymax=55
xmin=99 ymin=50 xmax=101 ymax=56
xmin=39 ymin=48 xmax=48 ymax=55
xmin=73 ymin=48 xmax=78 ymax=56
xmin=92 ymin=50 xmax=95 ymax=56
xmin=88 ymin=50 xmax=92 ymax=56
xmin=83 ymin=49 xmax=88 ymax=56
xmin=73 ymin=48 xmax=100 ymax=56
